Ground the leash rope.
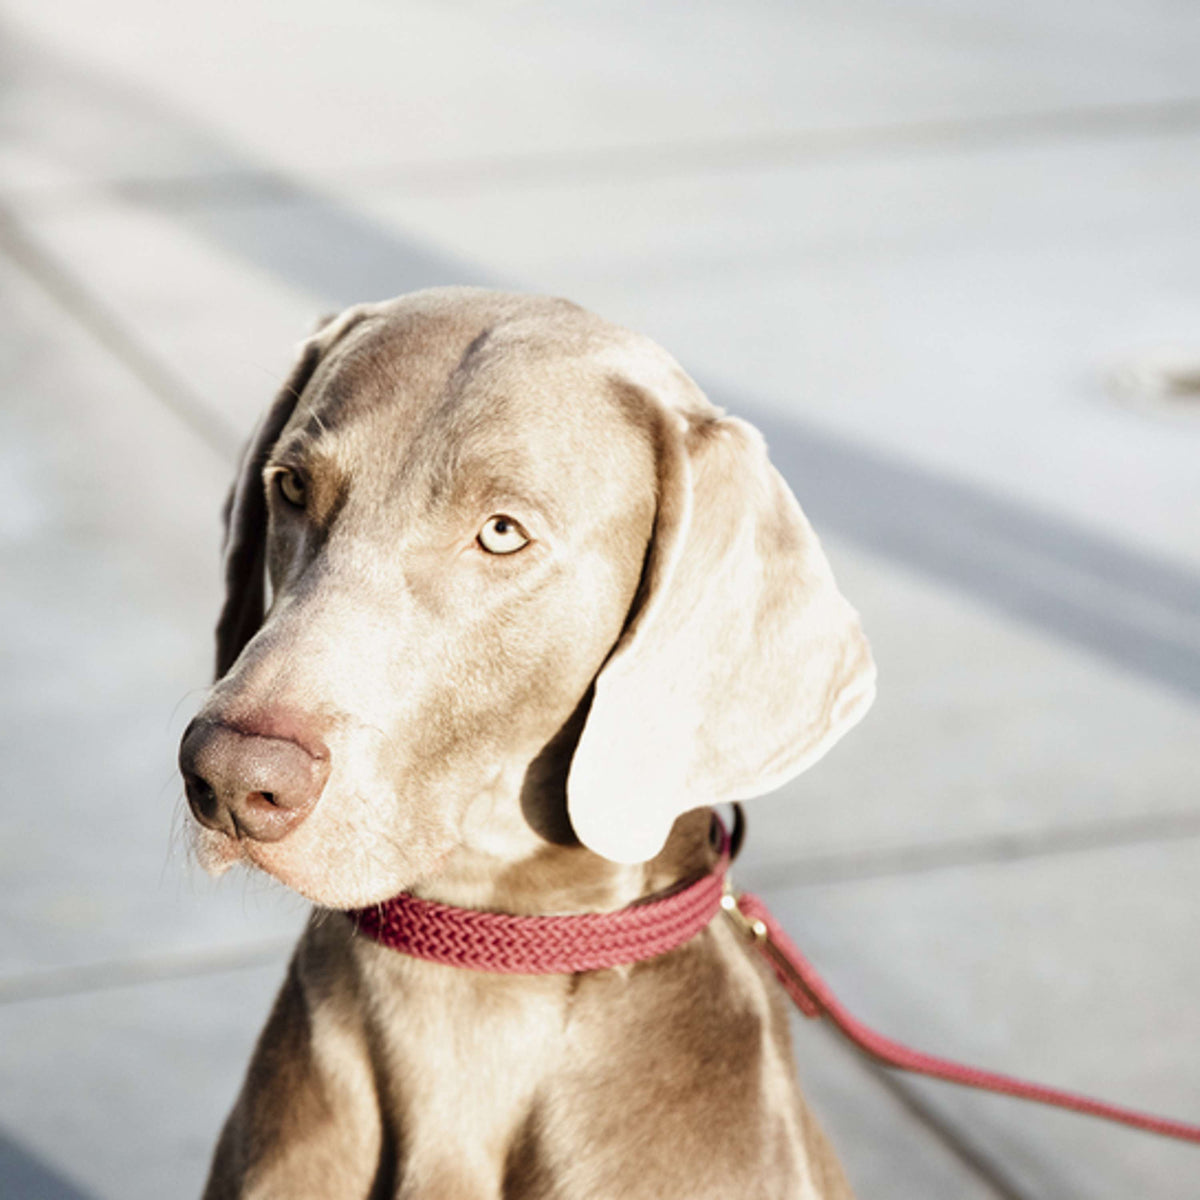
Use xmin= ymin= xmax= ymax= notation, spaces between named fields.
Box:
xmin=350 ymin=812 xmax=1200 ymax=1146
xmin=725 ymin=889 xmax=1200 ymax=1145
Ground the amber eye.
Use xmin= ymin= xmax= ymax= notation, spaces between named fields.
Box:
xmin=478 ymin=515 xmax=530 ymax=555
xmin=275 ymin=469 xmax=307 ymax=508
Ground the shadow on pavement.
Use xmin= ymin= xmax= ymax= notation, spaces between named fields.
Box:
xmin=0 ymin=1129 xmax=96 ymax=1200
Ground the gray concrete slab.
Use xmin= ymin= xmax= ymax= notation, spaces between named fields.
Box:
xmin=3 ymin=0 xmax=1200 ymax=183
xmin=2 ymin=1 xmax=1198 ymax=1196
xmin=0 ymin=959 xmax=289 ymax=1200
xmin=738 ymin=535 xmax=1200 ymax=874
xmin=756 ymin=838 xmax=1200 ymax=1199
xmin=0 ymin=251 xmax=306 ymax=982
xmin=2 ymin=197 xmax=334 ymax=437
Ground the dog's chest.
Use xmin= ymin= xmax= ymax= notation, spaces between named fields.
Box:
xmin=354 ymin=932 xmax=821 ymax=1200
xmin=366 ymin=955 xmax=570 ymax=1196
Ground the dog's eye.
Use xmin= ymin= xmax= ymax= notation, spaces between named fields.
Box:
xmin=275 ymin=469 xmax=307 ymax=508
xmin=478 ymin=515 xmax=530 ymax=555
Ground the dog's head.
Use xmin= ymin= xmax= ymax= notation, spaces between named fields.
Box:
xmin=179 ymin=288 xmax=874 ymax=907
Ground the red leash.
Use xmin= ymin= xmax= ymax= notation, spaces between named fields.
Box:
xmin=350 ymin=816 xmax=1200 ymax=1146
xmin=724 ymin=889 xmax=1200 ymax=1145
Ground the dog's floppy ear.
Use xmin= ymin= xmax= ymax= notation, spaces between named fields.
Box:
xmin=567 ymin=395 xmax=876 ymax=863
xmin=214 ymin=310 xmax=367 ymax=679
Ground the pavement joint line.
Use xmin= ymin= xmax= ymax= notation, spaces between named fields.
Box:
xmin=848 ymin=1051 xmax=1034 ymax=1200
xmin=0 ymin=937 xmax=295 ymax=1007
xmin=6 ymin=93 xmax=1200 ymax=215
xmin=745 ymin=808 xmax=1200 ymax=891
xmin=0 ymin=202 xmax=241 ymax=460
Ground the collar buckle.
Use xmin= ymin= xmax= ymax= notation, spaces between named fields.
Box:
xmin=720 ymin=882 xmax=768 ymax=945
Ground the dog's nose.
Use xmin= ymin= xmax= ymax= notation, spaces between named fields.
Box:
xmin=179 ymin=719 xmax=329 ymax=842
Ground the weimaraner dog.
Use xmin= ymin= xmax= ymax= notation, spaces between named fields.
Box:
xmin=179 ymin=288 xmax=875 ymax=1199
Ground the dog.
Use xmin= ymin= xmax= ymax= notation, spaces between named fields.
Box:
xmin=179 ymin=287 xmax=875 ymax=1198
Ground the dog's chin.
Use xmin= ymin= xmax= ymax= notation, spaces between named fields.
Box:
xmin=189 ymin=819 xmax=454 ymax=910
xmin=191 ymin=825 xmax=246 ymax=876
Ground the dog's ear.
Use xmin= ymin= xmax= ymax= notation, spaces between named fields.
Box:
xmin=214 ymin=310 xmax=367 ymax=679
xmin=567 ymin=397 xmax=876 ymax=863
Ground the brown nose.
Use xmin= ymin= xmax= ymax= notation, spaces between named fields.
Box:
xmin=179 ymin=719 xmax=329 ymax=842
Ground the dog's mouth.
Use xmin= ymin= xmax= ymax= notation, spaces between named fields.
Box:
xmin=187 ymin=795 xmax=466 ymax=909
xmin=191 ymin=824 xmax=337 ymax=903
xmin=190 ymin=823 xmax=247 ymax=876
xmin=189 ymin=819 xmax=309 ymax=889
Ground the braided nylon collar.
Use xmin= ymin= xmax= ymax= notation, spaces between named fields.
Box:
xmin=349 ymin=827 xmax=730 ymax=975
xmin=347 ymin=812 xmax=1200 ymax=1145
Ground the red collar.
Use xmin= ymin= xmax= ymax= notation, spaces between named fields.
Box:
xmin=349 ymin=823 xmax=731 ymax=974
xmin=346 ymin=810 xmax=1200 ymax=1147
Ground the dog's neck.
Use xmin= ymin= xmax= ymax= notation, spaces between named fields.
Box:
xmin=410 ymin=800 xmax=718 ymax=920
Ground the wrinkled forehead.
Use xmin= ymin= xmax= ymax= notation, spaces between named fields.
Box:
xmin=277 ymin=304 xmax=665 ymax=513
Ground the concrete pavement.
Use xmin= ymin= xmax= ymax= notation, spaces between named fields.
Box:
xmin=1 ymin=3 xmax=1198 ymax=1196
